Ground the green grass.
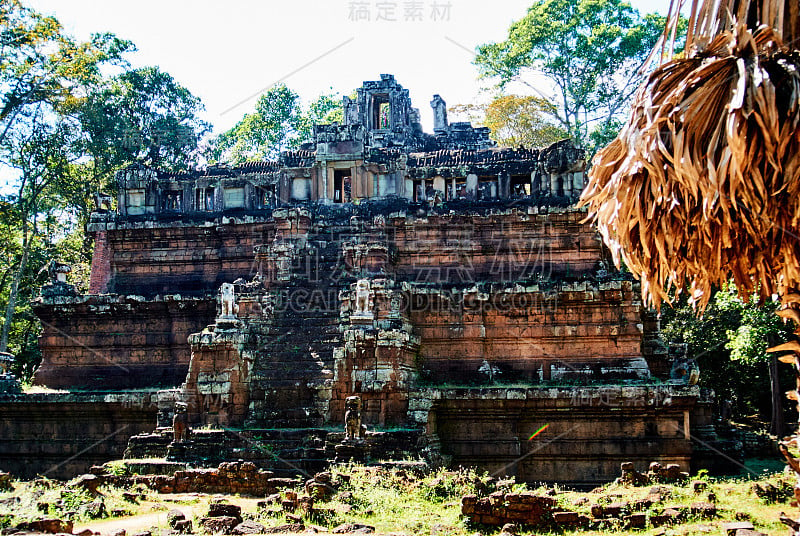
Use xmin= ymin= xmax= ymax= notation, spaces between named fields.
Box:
xmin=0 ymin=460 xmax=796 ymax=535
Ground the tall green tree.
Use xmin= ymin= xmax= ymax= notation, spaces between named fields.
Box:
xmin=296 ymin=92 xmax=344 ymax=142
xmin=450 ymin=95 xmax=568 ymax=148
xmin=0 ymin=106 xmax=78 ymax=354
xmin=208 ymin=85 xmax=301 ymax=164
xmin=208 ymin=89 xmax=345 ymax=165
xmin=64 ymin=66 xmax=210 ymax=258
xmin=474 ymin=0 xmax=666 ymax=151
xmin=71 ymin=66 xmax=210 ymax=172
xmin=0 ymin=0 xmax=132 ymax=144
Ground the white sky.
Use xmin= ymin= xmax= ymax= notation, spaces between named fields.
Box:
xmin=27 ymin=0 xmax=670 ymax=135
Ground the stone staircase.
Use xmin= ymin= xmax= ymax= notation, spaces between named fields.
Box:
xmin=245 ymin=228 xmax=355 ymax=429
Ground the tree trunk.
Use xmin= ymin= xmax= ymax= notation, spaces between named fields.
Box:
xmin=774 ymin=296 xmax=800 ymax=534
xmin=770 ymin=351 xmax=785 ymax=437
xmin=0 ymin=217 xmax=30 ymax=353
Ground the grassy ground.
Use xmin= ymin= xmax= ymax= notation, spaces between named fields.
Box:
xmin=0 ymin=459 xmax=796 ymax=535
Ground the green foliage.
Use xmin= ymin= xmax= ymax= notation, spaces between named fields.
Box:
xmin=71 ymin=66 xmax=210 ymax=172
xmin=725 ymin=291 xmax=791 ymax=363
xmin=0 ymin=1 xmax=209 ymax=378
xmin=475 ymin=0 xmax=670 ymax=153
xmin=208 ymin=88 xmax=344 ymax=164
xmin=661 ymin=284 xmax=795 ymax=421
xmin=208 ymin=85 xmax=301 ymax=163
xmin=450 ymin=95 xmax=567 ymax=148
xmin=297 ymin=91 xmax=344 ymax=142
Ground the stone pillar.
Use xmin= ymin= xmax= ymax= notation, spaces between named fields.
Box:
xmin=466 ymin=174 xmax=478 ymax=198
xmin=498 ymin=172 xmax=510 ymax=199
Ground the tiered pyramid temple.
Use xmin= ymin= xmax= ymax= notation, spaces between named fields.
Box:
xmin=0 ymin=75 xmax=728 ymax=484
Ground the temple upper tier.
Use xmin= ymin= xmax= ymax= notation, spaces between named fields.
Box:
xmin=115 ymin=74 xmax=585 ymax=218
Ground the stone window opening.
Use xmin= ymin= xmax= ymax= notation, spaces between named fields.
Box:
xmin=334 ymin=170 xmax=351 ymax=203
xmin=478 ymin=177 xmax=497 ymax=200
xmin=371 ymin=94 xmax=390 ymax=130
xmin=195 ymin=187 xmax=215 ymax=211
xmin=414 ymin=179 xmax=435 ymax=202
xmin=257 ymin=185 xmax=276 ymax=209
xmin=162 ymin=191 xmax=182 ymax=212
xmin=555 ymin=175 xmax=565 ymax=197
xmin=448 ymin=178 xmax=467 ymax=200
xmin=223 ymin=186 xmax=246 ymax=209
xmin=511 ymin=175 xmax=531 ymax=197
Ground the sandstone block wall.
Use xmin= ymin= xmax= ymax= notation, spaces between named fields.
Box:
xmin=33 ymin=295 xmax=214 ymax=389
xmin=0 ymin=392 xmax=157 ymax=479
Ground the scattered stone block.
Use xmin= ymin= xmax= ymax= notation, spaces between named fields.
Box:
xmin=208 ymin=502 xmax=242 ymax=521
xmin=199 ymin=516 xmax=239 ymax=535
xmin=173 ymin=520 xmax=192 ymax=534
xmin=16 ymin=519 xmax=74 ymax=534
xmin=167 ymin=509 xmax=186 ymax=529
xmin=553 ymin=512 xmax=579 ymax=525
xmin=624 ymin=513 xmax=646 ymax=528
xmin=331 ymin=523 xmax=375 ymax=534
xmin=263 ymin=524 xmax=304 ymax=534
xmin=723 ymin=521 xmax=754 ymax=535
xmin=690 ymin=502 xmax=717 ymax=518
xmin=734 ymin=530 xmax=767 ymax=536
xmin=231 ymin=521 xmax=267 ymax=535
xmin=70 ymin=474 xmax=101 ymax=496
xmin=81 ymin=500 xmax=107 ymax=519
xmin=0 ymin=473 xmax=13 ymax=492
xmin=111 ymin=529 xmax=126 ymax=536
xmin=500 ymin=523 xmax=517 ymax=535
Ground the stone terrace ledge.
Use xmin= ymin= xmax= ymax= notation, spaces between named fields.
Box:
xmin=0 ymin=390 xmax=159 ymax=479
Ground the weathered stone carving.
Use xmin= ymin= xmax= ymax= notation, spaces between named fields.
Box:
xmin=47 ymin=260 xmax=70 ymax=284
xmin=94 ymin=192 xmax=113 ymax=212
xmin=40 ymin=261 xmax=77 ymax=298
xmin=431 ymin=94 xmax=448 ymax=131
xmin=669 ymin=343 xmax=699 ymax=385
xmin=173 ymin=402 xmax=189 ymax=443
xmin=0 ymin=353 xmax=12 ymax=376
xmin=343 ymin=96 xmax=358 ymax=125
xmin=344 ymin=395 xmax=364 ymax=441
xmin=352 ymin=279 xmax=373 ymax=320
xmin=219 ymin=283 xmax=238 ymax=320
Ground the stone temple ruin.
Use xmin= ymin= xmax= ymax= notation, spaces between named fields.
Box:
xmin=0 ymin=75 xmax=732 ymax=484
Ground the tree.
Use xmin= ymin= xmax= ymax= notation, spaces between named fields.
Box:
xmin=450 ymin=95 xmax=567 ymax=148
xmin=578 ymin=0 xmax=800 ymax=528
xmin=64 ymin=66 xmax=210 ymax=258
xmin=0 ymin=0 xmax=132 ymax=145
xmin=297 ymin=92 xmax=343 ymax=143
xmin=474 ymin=0 xmax=666 ymax=151
xmin=725 ymin=290 xmax=794 ymax=435
xmin=0 ymin=106 xmax=78 ymax=354
xmin=207 ymin=85 xmax=301 ymax=164
xmin=208 ymin=89 xmax=346 ymax=165
xmin=661 ymin=285 xmax=794 ymax=434
xmin=71 ymin=66 xmax=210 ymax=172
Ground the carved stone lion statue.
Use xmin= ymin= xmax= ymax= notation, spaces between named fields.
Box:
xmin=354 ymin=279 xmax=371 ymax=316
xmin=344 ymin=395 xmax=363 ymax=441
xmin=220 ymin=282 xmax=238 ymax=318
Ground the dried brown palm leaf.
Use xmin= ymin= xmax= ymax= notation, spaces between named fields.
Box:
xmin=581 ymin=1 xmax=800 ymax=312
xmin=580 ymin=0 xmax=800 ymax=531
